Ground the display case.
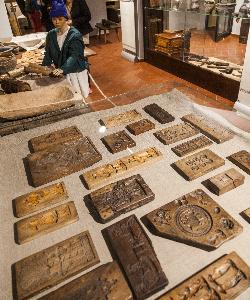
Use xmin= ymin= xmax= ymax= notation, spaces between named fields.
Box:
xmin=143 ymin=0 xmax=250 ymax=101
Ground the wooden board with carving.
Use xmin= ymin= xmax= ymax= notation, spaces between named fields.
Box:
xmin=171 ymin=135 xmax=213 ymax=157
xmin=143 ymin=103 xmax=175 ymax=124
xmin=14 ymin=231 xmax=100 ymax=300
xmin=14 ymin=182 xmax=68 ymax=217
xmin=145 ymin=189 xmax=243 ymax=250
xmin=82 ymin=147 xmax=162 ymax=189
xmin=241 ymin=207 xmax=250 ymax=223
xmin=27 ymin=137 xmax=102 ymax=187
xmin=205 ymin=168 xmax=245 ymax=195
xmin=89 ymin=174 xmax=155 ymax=223
xmin=39 ymin=261 xmax=132 ymax=300
xmin=101 ymin=130 xmax=136 ymax=154
xmin=228 ymin=150 xmax=250 ymax=175
xmin=104 ymin=215 xmax=168 ymax=299
xmin=154 ymin=122 xmax=199 ymax=145
xmin=126 ymin=118 xmax=155 ymax=135
xmin=15 ymin=201 xmax=79 ymax=244
xmin=181 ymin=113 xmax=234 ymax=143
xmin=173 ymin=149 xmax=225 ymax=181
xmin=99 ymin=109 xmax=142 ymax=128
xmin=29 ymin=126 xmax=83 ymax=152
xmin=157 ymin=251 xmax=250 ymax=300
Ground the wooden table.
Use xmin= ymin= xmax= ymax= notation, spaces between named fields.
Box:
xmin=95 ymin=23 xmax=121 ymax=43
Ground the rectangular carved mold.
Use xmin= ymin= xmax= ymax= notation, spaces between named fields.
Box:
xmin=173 ymin=149 xmax=225 ymax=181
xmin=181 ymin=113 xmax=234 ymax=143
xmin=16 ymin=201 xmax=79 ymax=244
xmin=14 ymin=231 xmax=100 ymax=300
xmin=145 ymin=189 xmax=243 ymax=250
xmin=89 ymin=174 xmax=155 ymax=223
xmin=241 ymin=207 xmax=250 ymax=223
xmin=27 ymin=137 xmax=102 ymax=187
xmin=14 ymin=182 xmax=68 ymax=217
xmin=227 ymin=150 xmax=250 ymax=175
xmin=104 ymin=214 xmax=168 ymax=300
xmin=158 ymin=252 xmax=250 ymax=300
xmin=100 ymin=109 xmax=142 ymax=128
xmin=143 ymin=103 xmax=175 ymax=124
xmin=82 ymin=147 xmax=162 ymax=189
xmin=126 ymin=118 xmax=155 ymax=135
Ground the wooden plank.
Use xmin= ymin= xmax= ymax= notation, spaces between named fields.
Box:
xmin=105 ymin=215 xmax=168 ymax=299
xmin=181 ymin=113 xmax=234 ymax=143
xmin=154 ymin=122 xmax=199 ymax=145
xmin=82 ymin=147 xmax=162 ymax=189
xmin=101 ymin=130 xmax=136 ymax=154
xmin=14 ymin=231 xmax=100 ymax=300
xmin=14 ymin=182 xmax=68 ymax=218
xmin=27 ymin=137 xmax=102 ymax=187
xmin=171 ymin=135 xmax=213 ymax=157
xmin=39 ymin=261 xmax=132 ymax=300
xmin=228 ymin=150 xmax=250 ymax=175
xmin=100 ymin=109 xmax=142 ymax=128
xmin=173 ymin=149 xmax=225 ymax=181
xmin=143 ymin=103 xmax=175 ymax=124
xmin=206 ymin=168 xmax=245 ymax=195
xmin=29 ymin=126 xmax=83 ymax=152
xmin=126 ymin=118 xmax=155 ymax=135
xmin=146 ymin=189 xmax=243 ymax=250
xmin=16 ymin=201 xmax=79 ymax=244
xmin=158 ymin=252 xmax=250 ymax=300
xmin=241 ymin=207 xmax=250 ymax=223
xmin=89 ymin=174 xmax=155 ymax=223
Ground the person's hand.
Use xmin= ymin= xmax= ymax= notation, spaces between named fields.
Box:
xmin=52 ymin=68 xmax=64 ymax=77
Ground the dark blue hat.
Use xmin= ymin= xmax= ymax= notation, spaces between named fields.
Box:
xmin=50 ymin=0 xmax=68 ymax=18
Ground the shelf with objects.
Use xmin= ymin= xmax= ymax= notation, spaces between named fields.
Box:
xmin=143 ymin=0 xmax=250 ymax=101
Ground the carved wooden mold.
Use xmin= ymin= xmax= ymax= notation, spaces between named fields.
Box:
xmin=126 ymin=118 xmax=155 ymax=135
xmin=100 ymin=109 xmax=142 ymax=128
xmin=143 ymin=103 xmax=175 ymax=124
xmin=27 ymin=137 xmax=102 ymax=187
xmin=39 ymin=261 xmax=132 ymax=300
xmin=101 ymin=130 xmax=136 ymax=154
xmin=16 ymin=201 xmax=79 ymax=244
xmin=104 ymin=214 xmax=168 ymax=299
xmin=173 ymin=149 xmax=225 ymax=181
xmin=181 ymin=113 xmax=234 ymax=143
xmin=14 ymin=231 xmax=100 ymax=300
xmin=241 ymin=207 xmax=250 ymax=224
xmin=29 ymin=126 xmax=83 ymax=152
xmin=145 ymin=189 xmax=243 ymax=250
xmin=228 ymin=150 xmax=250 ymax=175
xmin=14 ymin=182 xmax=68 ymax=217
xmin=205 ymin=168 xmax=245 ymax=195
xmin=172 ymin=135 xmax=213 ymax=157
xmin=82 ymin=147 xmax=162 ymax=189
xmin=89 ymin=174 xmax=155 ymax=223
xmin=158 ymin=252 xmax=250 ymax=300
xmin=154 ymin=122 xmax=199 ymax=145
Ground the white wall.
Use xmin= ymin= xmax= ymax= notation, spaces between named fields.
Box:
xmin=85 ymin=0 xmax=107 ymax=35
xmin=0 ymin=0 xmax=13 ymax=40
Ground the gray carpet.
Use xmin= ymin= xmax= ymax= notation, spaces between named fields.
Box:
xmin=0 ymin=89 xmax=249 ymax=299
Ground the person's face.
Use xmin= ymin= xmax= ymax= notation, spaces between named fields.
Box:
xmin=52 ymin=17 xmax=67 ymax=29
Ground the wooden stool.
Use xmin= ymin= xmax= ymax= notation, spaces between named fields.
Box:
xmin=95 ymin=23 xmax=121 ymax=44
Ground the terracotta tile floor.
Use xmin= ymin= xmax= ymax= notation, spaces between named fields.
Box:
xmin=87 ymin=31 xmax=238 ymax=112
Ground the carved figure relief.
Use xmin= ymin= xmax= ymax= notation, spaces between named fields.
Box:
xmin=145 ymin=189 xmax=242 ymax=250
xmin=154 ymin=122 xmax=199 ymax=145
xmin=173 ymin=149 xmax=225 ymax=180
xmin=16 ymin=201 xmax=79 ymax=244
xmin=14 ymin=231 xmax=100 ymax=300
xmin=126 ymin=118 xmax=155 ymax=135
xmin=158 ymin=252 xmax=250 ymax=300
xmin=143 ymin=103 xmax=175 ymax=124
xmin=39 ymin=261 xmax=132 ymax=300
xmin=104 ymin=215 xmax=168 ymax=299
xmin=29 ymin=126 xmax=83 ymax=152
xmin=27 ymin=137 xmax=102 ymax=187
xmin=82 ymin=147 xmax=162 ymax=189
xmin=181 ymin=113 xmax=234 ymax=143
xmin=89 ymin=174 xmax=155 ymax=222
xmin=14 ymin=182 xmax=68 ymax=217
xmin=100 ymin=109 xmax=142 ymax=128
xmin=101 ymin=130 xmax=136 ymax=153
xmin=228 ymin=150 xmax=250 ymax=175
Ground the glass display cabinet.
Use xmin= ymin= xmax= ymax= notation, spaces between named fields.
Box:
xmin=143 ymin=0 xmax=250 ymax=101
